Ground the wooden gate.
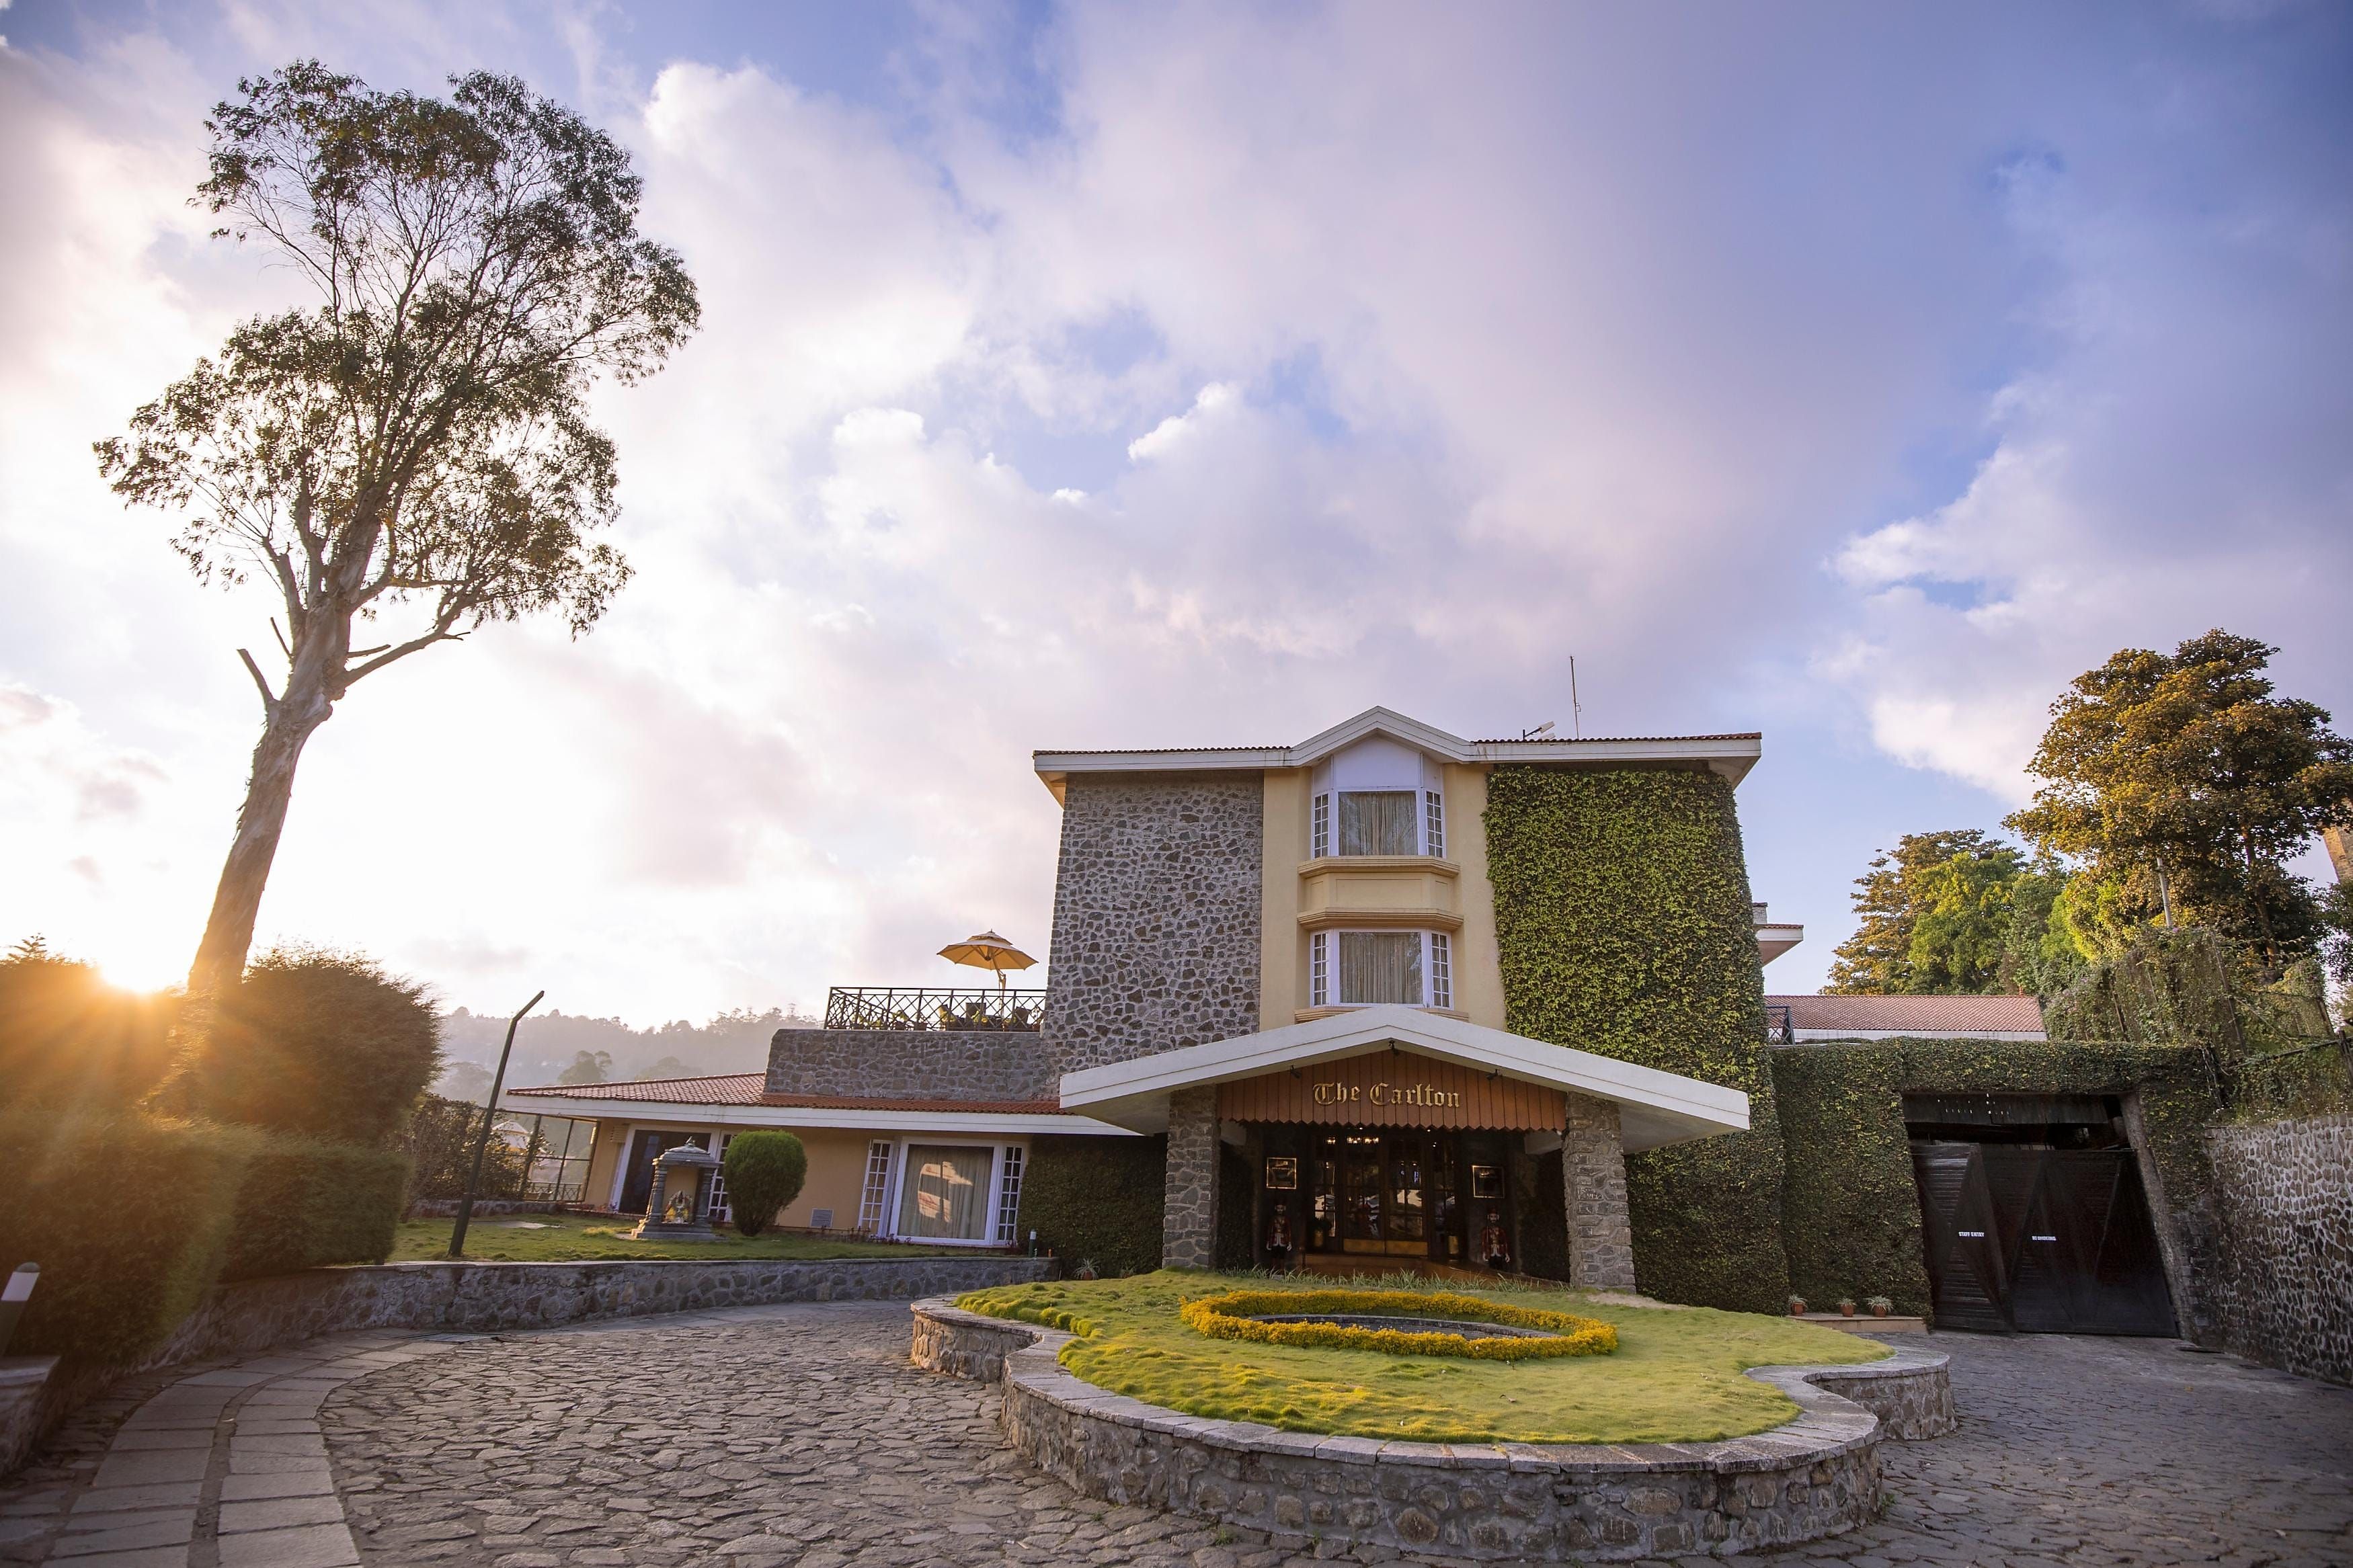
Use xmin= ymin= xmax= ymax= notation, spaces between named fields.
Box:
xmin=1910 ymin=1143 xmax=2176 ymax=1335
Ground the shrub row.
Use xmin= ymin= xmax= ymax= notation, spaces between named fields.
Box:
xmin=1179 ymin=1286 xmax=1618 ymax=1360
xmin=0 ymin=1111 xmax=411 ymax=1364
xmin=1015 ymin=1133 xmax=1168 ymax=1277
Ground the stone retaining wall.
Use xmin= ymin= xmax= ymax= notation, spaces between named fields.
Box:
xmin=764 ymin=1027 xmax=1053 ymax=1100
xmin=2206 ymin=1113 xmax=2353 ymax=1386
xmin=910 ymin=1298 xmax=1952 ymax=1561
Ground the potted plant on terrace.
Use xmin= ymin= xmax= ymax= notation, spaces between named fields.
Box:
xmin=1836 ymin=1296 xmax=1857 ymax=1318
xmin=1787 ymin=1294 xmax=1807 ymax=1317
xmin=1866 ymin=1295 xmax=1893 ymax=1319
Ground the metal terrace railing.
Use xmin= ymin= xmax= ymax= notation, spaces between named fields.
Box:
xmin=1765 ymin=1004 xmax=1796 ymax=1045
xmin=825 ymin=986 xmax=1048 ymax=1032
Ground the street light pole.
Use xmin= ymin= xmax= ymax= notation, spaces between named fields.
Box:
xmin=448 ymin=989 xmax=545 ymax=1259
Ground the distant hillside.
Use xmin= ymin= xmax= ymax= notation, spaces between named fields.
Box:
xmin=434 ymin=1005 xmax=822 ymax=1102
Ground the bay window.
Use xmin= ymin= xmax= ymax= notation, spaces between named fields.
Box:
xmin=1310 ymin=739 xmax=1445 ymax=858
xmin=1309 ymin=930 xmax=1453 ymax=1010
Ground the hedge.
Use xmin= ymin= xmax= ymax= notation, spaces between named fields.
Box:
xmin=720 ymin=1130 xmax=808 ymax=1237
xmin=0 ymin=1111 xmax=251 ymax=1364
xmin=184 ymin=949 xmax=442 ymax=1145
xmin=1016 ymin=1133 xmax=1166 ymax=1276
xmin=219 ymin=1137 xmax=411 ymax=1282
xmin=1767 ymin=1036 xmax=2219 ymax=1324
xmin=1484 ymin=766 xmax=1792 ymax=1311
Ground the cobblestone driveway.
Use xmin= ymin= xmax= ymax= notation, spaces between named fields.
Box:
xmin=7 ymin=1301 xmax=2350 ymax=1567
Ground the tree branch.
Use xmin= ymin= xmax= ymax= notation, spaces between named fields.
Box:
xmin=237 ymin=646 xmax=282 ymax=718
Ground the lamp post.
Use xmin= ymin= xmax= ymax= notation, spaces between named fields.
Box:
xmin=449 ymin=989 xmax=545 ymax=1259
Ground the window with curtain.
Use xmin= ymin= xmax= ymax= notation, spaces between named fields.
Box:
xmin=1337 ymin=931 xmax=1423 ymax=1005
xmin=897 ymin=1145 xmax=994 ymax=1241
xmin=1337 ymin=791 xmax=1418 ymax=856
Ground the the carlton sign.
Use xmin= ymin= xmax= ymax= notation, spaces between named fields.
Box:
xmin=1215 ymin=1049 xmax=1565 ymax=1131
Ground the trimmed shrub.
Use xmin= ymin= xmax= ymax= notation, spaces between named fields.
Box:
xmin=1484 ymin=767 xmax=1792 ymax=1313
xmin=188 ymin=948 xmax=441 ymax=1144
xmin=0 ymin=941 xmax=178 ymax=1110
xmin=721 ymin=1130 xmax=807 ymax=1236
xmin=1017 ymin=1134 xmax=1166 ymax=1276
xmin=221 ymin=1137 xmax=411 ymax=1282
xmin=0 ymin=1110 xmax=251 ymax=1364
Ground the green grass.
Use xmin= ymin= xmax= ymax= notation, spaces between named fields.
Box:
xmin=394 ymin=1210 xmax=970 ymax=1263
xmin=957 ymin=1270 xmax=1891 ymax=1445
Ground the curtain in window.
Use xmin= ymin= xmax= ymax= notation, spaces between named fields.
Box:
xmin=1339 ymin=931 xmax=1422 ymax=1004
xmin=1338 ymin=791 xmax=1417 ymax=856
xmin=898 ymin=1145 xmax=993 ymax=1239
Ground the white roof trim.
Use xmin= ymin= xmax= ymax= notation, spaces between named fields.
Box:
xmin=495 ymin=1093 xmax=1135 ymax=1137
xmin=1033 ymin=706 xmax=1760 ymax=797
xmin=1055 ymin=1005 xmax=1749 ymax=1152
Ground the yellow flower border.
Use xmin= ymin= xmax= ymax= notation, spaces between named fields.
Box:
xmin=1179 ymin=1287 xmax=1618 ymax=1361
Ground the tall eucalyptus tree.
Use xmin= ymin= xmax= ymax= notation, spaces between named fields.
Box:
xmin=97 ymin=62 xmax=698 ymax=998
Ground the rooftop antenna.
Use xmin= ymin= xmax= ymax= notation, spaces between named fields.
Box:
xmin=1570 ymin=656 xmax=1583 ymax=738
xmin=1520 ymin=720 xmax=1555 ymax=741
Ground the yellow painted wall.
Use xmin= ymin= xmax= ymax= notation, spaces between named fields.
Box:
xmin=583 ymin=1120 xmax=630 ymax=1208
xmin=1261 ymin=766 xmax=1308 ymax=1028
xmin=1445 ymin=763 xmax=1507 ymax=1030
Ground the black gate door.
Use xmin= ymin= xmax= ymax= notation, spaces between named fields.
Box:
xmin=1910 ymin=1143 xmax=2176 ymax=1335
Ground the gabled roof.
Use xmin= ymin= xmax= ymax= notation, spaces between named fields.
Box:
xmin=504 ymin=1075 xmax=1128 ymax=1134
xmin=1766 ymin=993 xmax=2047 ymax=1041
xmin=1033 ymin=706 xmax=1761 ymax=799
xmin=509 ymin=1073 xmax=766 ymax=1105
xmin=1057 ymin=1005 xmax=1750 ymax=1152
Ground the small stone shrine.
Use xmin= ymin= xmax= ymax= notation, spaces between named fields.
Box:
xmin=627 ymin=1142 xmax=721 ymax=1241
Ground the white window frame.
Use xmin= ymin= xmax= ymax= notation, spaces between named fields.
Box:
xmin=878 ymin=1138 xmax=1014 ymax=1249
xmin=859 ymin=1139 xmax=894 ymax=1235
xmin=1321 ymin=929 xmax=1454 ymax=1009
xmin=1312 ymin=745 xmax=1445 ymax=859
xmin=1311 ymin=791 xmax=1331 ymax=858
xmin=994 ymin=1145 xmax=1027 ymax=1245
xmin=1424 ymin=788 xmax=1445 ymax=858
xmin=707 ymin=1130 xmax=735 ymax=1223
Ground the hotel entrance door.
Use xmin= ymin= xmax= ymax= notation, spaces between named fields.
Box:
xmin=1314 ymin=1130 xmax=1465 ymax=1263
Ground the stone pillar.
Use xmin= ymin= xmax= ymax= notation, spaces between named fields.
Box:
xmin=1162 ymin=1087 xmax=1221 ymax=1270
xmin=1562 ymin=1094 xmax=1638 ymax=1291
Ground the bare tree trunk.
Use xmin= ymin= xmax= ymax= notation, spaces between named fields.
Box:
xmin=184 ymin=657 xmax=337 ymax=999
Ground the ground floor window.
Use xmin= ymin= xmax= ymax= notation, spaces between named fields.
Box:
xmin=896 ymin=1144 xmax=994 ymax=1241
xmin=859 ymin=1139 xmax=893 ymax=1234
xmin=994 ymin=1145 xmax=1026 ymax=1245
xmin=706 ymin=1132 xmax=735 ymax=1223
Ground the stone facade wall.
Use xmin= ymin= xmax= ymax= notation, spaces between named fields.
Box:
xmin=2205 ymin=1113 xmax=2353 ymax=1385
xmin=764 ymin=1028 xmax=1055 ymax=1101
xmin=1562 ymin=1094 xmax=1637 ymax=1290
xmin=911 ymin=1299 xmax=1954 ymax=1563
xmin=1042 ymin=774 xmax=1265 ymax=1078
xmin=1162 ymin=1087 xmax=1221 ymax=1270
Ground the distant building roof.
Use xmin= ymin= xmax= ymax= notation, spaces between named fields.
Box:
xmin=509 ymin=1073 xmax=766 ymax=1105
xmin=1767 ymin=994 xmax=2046 ymax=1041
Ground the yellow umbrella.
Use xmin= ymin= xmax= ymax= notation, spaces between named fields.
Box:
xmin=938 ymin=930 xmax=1037 ymax=992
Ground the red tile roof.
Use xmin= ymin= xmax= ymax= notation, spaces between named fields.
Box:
xmin=506 ymin=1074 xmax=1064 ymax=1116
xmin=1767 ymin=994 xmax=2046 ymax=1034
xmin=509 ymin=1073 xmax=766 ymax=1105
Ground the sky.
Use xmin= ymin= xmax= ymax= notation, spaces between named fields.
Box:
xmin=1 ymin=0 xmax=2348 ymax=1023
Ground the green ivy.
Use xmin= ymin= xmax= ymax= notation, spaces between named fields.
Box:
xmin=1768 ymin=1036 xmax=2221 ymax=1327
xmin=1484 ymin=766 xmax=1791 ymax=1312
xmin=1017 ymin=1134 xmax=1166 ymax=1278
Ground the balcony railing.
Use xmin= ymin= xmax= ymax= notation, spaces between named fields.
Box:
xmin=825 ymin=986 xmax=1047 ymax=1032
xmin=1765 ymin=1004 xmax=1796 ymax=1045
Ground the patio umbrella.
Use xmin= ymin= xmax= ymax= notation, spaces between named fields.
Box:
xmin=938 ymin=930 xmax=1037 ymax=992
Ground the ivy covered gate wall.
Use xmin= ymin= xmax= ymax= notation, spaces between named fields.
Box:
xmin=1484 ymin=767 xmax=1792 ymax=1314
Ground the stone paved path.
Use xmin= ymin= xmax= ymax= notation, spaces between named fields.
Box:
xmin=4 ymin=1303 xmax=2350 ymax=1567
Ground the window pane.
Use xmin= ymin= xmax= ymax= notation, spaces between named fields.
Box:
xmin=898 ymin=1145 xmax=993 ymax=1240
xmin=1338 ymin=791 xmax=1417 ymax=856
xmin=1338 ymin=931 xmax=1422 ymax=1004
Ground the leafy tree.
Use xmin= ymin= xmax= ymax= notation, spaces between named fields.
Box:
xmin=0 ymin=938 xmax=180 ymax=1108
xmin=174 ymin=947 xmax=442 ymax=1144
xmin=1826 ymin=831 xmax=2029 ymax=994
xmin=721 ymin=1130 xmax=808 ymax=1237
xmin=642 ymin=1054 xmax=693 ymax=1079
xmin=1993 ymin=862 xmax=2088 ymax=999
xmin=95 ymin=62 xmax=699 ymax=999
xmin=556 ymin=1049 xmax=612 ymax=1085
xmin=2005 ymin=630 xmax=2353 ymax=971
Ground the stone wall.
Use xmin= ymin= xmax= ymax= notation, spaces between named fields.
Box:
xmin=2205 ymin=1113 xmax=2353 ymax=1385
xmin=911 ymin=1298 xmax=1954 ymax=1563
xmin=1162 ymin=1088 xmax=1220 ymax=1270
xmin=1562 ymin=1094 xmax=1637 ymax=1290
xmin=1041 ymin=774 xmax=1265 ymax=1078
xmin=764 ymin=1028 xmax=1054 ymax=1101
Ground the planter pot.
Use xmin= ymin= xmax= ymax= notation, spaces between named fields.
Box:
xmin=1788 ymin=1298 xmax=1806 ymax=1317
xmin=1870 ymin=1303 xmax=1890 ymax=1318
xmin=1838 ymin=1303 xmax=1856 ymax=1317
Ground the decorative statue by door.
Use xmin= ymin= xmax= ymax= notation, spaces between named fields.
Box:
xmin=1265 ymin=1201 xmax=1294 ymax=1266
xmin=1479 ymin=1207 xmax=1511 ymax=1270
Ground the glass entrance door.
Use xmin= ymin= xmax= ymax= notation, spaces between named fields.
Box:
xmin=1322 ymin=1132 xmax=1446 ymax=1257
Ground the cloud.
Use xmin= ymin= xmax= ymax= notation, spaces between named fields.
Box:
xmin=1 ymin=1 xmax=2346 ymax=1014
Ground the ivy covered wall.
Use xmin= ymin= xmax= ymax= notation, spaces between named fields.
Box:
xmin=1768 ymin=1037 xmax=2221 ymax=1328
xmin=1017 ymin=1133 xmax=1166 ymax=1278
xmin=1484 ymin=766 xmax=1791 ymax=1313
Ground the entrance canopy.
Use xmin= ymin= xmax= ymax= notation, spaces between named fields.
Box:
xmin=1058 ymin=1006 xmax=1749 ymax=1152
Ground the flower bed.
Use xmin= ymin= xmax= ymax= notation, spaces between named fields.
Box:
xmin=1181 ymin=1286 xmax=1617 ymax=1360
